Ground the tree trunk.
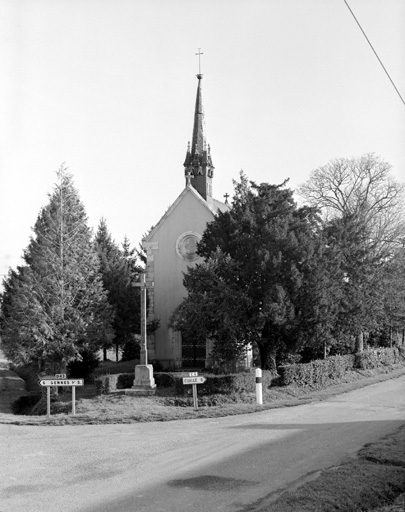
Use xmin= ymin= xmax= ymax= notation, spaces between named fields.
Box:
xmin=257 ymin=342 xmax=277 ymax=372
xmin=103 ymin=347 xmax=107 ymax=361
xmin=115 ymin=343 xmax=119 ymax=362
xmin=355 ymin=332 xmax=364 ymax=353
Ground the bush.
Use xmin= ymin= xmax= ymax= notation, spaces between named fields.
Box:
xmin=174 ymin=370 xmax=272 ymax=396
xmin=10 ymin=363 xmax=41 ymax=393
xmin=68 ymin=349 xmax=100 ymax=379
xmin=95 ymin=372 xmax=182 ymax=394
xmin=121 ymin=336 xmax=141 ymax=362
xmin=94 ymin=370 xmax=272 ymax=396
xmin=355 ymin=347 xmax=405 ymax=370
xmin=117 ymin=373 xmax=134 ymax=389
xmin=95 ymin=372 xmax=135 ymax=394
xmin=11 ymin=394 xmax=41 ymax=415
xmin=154 ymin=372 xmax=179 ymax=387
xmin=278 ymin=354 xmax=355 ymax=387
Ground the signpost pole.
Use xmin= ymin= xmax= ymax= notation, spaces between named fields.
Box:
xmin=47 ymin=387 xmax=51 ymax=418
xmin=39 ymin=377 xmax=84 ymax=417
xmin=72 ymin=386 xmax=76 ymax=416
xmin=192 ymin=384 xmax=198 ymax=410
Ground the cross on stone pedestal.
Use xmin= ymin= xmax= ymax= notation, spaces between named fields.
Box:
xmin=126 ymin=273 xmax=156 ymax=396
xmin=133 ymin=273 xmax=148 ymax=365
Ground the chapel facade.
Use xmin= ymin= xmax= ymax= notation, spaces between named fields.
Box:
xmin=142 ymin=73 xmax=229 ymax=369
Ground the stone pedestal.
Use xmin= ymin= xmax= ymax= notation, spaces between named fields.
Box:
xmin=125 ymin=364 xmax=156 ymax=396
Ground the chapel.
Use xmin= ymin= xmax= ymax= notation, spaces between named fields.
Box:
xmin=142 ymin=73 xmax=229 ymax=369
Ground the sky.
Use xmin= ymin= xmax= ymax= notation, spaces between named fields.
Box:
xmin=1 ymin=0 xmax=404 ymax=286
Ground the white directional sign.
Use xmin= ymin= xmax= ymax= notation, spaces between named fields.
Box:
xmin=39 ymin=379 xmax=84 ymax=387
xmin=182 ymin=376 xmax=207 ymax=385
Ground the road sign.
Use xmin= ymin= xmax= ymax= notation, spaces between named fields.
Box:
xmin=182 ymin=376 xmax=206 ymax=385
xmin=55 ymin=374 xmax=66 ymax=379
xmin=189 ymin=372 xmax=198 ymax=377
xmin=39 ymin=379 xmax=84 ymax=387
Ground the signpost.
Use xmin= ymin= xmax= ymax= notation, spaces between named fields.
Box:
xmin=39 ymin=377 xmax=84 ymax=418
xmin=182 ymin=376 xmax=206 ymax=385
xmin=39 ymin=379 xmax=84 ymax=387
xmin=182 ymin=372 xmax=207 ymax=409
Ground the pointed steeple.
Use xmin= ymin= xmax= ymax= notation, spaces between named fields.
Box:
xmin=191 ymin=74 xmax=205 ymax=157
xmin=184 ymin=73 xmax=214 ymax=202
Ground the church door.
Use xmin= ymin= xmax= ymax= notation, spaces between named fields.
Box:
xmin=181 ymin=333 xmax=206 ymax=368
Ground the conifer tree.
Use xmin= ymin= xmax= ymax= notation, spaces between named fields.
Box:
xmin=299 ymin=155 xmax=405 ymax=349
xmin=95 ymin=220 xmax=142 ymax=360
xmin=0 ymin=165 xmax=114 ymax=373
xmin=171 ymin=173 xmax=335 ymax=370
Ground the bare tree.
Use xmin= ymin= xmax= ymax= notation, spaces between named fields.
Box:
xmin=298 ymin=154 xmax=405 ymax=258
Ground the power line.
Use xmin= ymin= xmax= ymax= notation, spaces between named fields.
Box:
xmin=343 ymin=0 xmax=405 ymax=108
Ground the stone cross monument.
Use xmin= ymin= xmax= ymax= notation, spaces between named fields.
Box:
xmin=125 ymin=273 xmax=156 ymax=396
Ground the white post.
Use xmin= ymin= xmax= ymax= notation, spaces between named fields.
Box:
xmin=255 ymin=368 xmax=263 ymax=405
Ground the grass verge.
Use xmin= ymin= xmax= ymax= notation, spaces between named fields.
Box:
xmin=1 ymin=364 xmax=405 ymax=426
xmin=248 ymin=424 xmax=405 ymax=512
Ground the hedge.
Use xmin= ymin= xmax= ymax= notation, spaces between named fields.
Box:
xmin=354 ymin=347 xmax=405 ymax=370
xmin=95 ymin=372 xmax=186 ymax=394
xmin=174 ymin=370 xmax=272 ymax=396
xmin=94 ymin=347 xmax=405 ymax=394
xmin=95 ymin=373 xmax=134 ymax=394
xmin=95 ymin=370 xmax=272 ymax=395
xmin=278 ymin=347 xmax=405 ymax=387
xmin=278 ymin=355 xmax=356 ymax=387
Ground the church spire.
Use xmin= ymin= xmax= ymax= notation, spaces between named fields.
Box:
xmin=191 ymin=74 xmax=205 ymax=157
xmin=184 ymin=61 xmax=214 ymax=202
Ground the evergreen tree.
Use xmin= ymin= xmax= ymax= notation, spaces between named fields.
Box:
xmin=298 ymin=155 xmax=405 ymax=351
xmin=380 ymin=246 xmax=405 ymax=346
xmin=95 ymin=220 xmax=142 ymax=360
xmin=0 ymin=166 xmax=114 ymax=373
xmin=171 ymin=173 xmax=336 ymax=370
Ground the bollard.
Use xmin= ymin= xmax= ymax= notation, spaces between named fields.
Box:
xmin=255 ymin=368 xmax=263 ymax=405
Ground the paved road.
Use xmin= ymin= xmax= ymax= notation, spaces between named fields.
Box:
xmin=1 ymin=376 xmax=405 ymax=512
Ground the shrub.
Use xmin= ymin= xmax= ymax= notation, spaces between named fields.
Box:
xmin=278 ymin=354 xmax=355 ymax=387
xmin=174 ymin=370 xmax=272 ymax=396
xmin=95 ymin=374 xmax=116 ymax=394
xmin=121 ymin=336 xmax=141 ymax=362
xmin=68 ymin=349 xmax=100 ymax=379
xmin=154 ymin=372 xmax=179 ymax=388
xmin=117 ymin=373 xmax=134 ymax=389
xmin=95 ymin=372 xmax=134 ymax=393
xmin=11 ymin=394 xmax=41 ymax=415
xmin=355 ymin=347 xmax=405 ymax=370
xmin=10 ymin=363 xmax=41 ymax=393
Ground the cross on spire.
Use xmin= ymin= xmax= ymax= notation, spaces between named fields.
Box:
xmin=196 ymin=48 xmax=203 ymax=77
xmin=224 ymin=193 xmax=230 ymax=204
